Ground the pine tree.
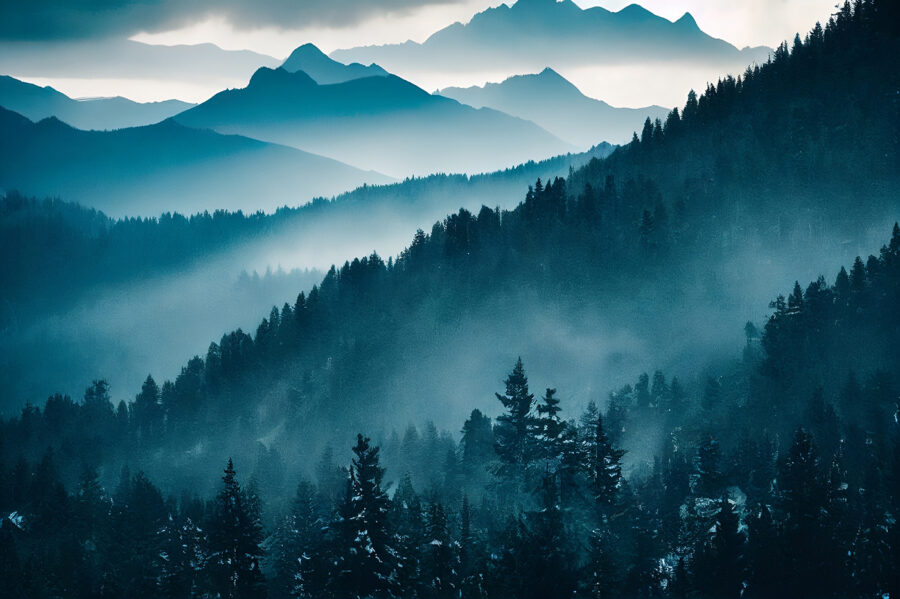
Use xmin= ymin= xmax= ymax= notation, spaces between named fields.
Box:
xmin=745 ymin=504 xmax=781 ymax=599
xmin=520 ymin=471 xmax=576 ymax=599
xmin=493 ymin=358 xmax=539 ymax=492
xmin=458 ymin=495 xmax=476 ymax=588
xmin=695 ymin=435 xmax=725 ymax=497
xmin=104 ymin=471 xmax=168 ymax=599
xmin=332 ymin=435 xmax=398 ymax=599
xmin=133 ymin=374 xmax=163 ymax=440
xmin=390 ymin=473 xmax=424 ymax=598
xmin=536 ymin=387 xmax=565 ymax=463
xmin=422 ymin=501 xmax=459 ymax=599
xmin=461 ymin=409 xmax=495 ymax=493
xmin=586 ymin=525 xmax=621 ymax=599
xmin=0 ymin=520 xmax=25 ymax=599
xmin=205 ymin=459 xmax=267 ymax=599
xmin=708 ymin=496 xmax=746 ymax=599
xmin=586 ymin=412 xmax=625 ymax=513
xmin=159 ymin=513 xmax=205 ymax=599
xmin=266 ymin=480 xmax=322 ymax=599
xmin=778 ymin=430 xmax=830 ymax=599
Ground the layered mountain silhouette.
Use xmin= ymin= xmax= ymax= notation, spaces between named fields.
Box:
xmin=174 ymin=67 xmax=573 ymax=177
xmin=333 ymin=0 xmax=770 ymax=71
xmin=0 ymin=38 xmax=279 ymax=100
xmin=0 ymin=106 xmax=391 ymax=216
xmin=332 ymin=0 xmax=772 ymax=104
xmin=439 ymin=68 xmax=669 ymax=147
xmin=281 ymin=43 xmax=389 ymax=84
xmin=0 ymin=75 xmax=195 ymax=130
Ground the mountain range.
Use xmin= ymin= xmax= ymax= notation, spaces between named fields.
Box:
xmin=0 ymin=38 xmax=279 ymax=103
xmin=439 ymin=68 xmax=670 ymax=147
xmin=0 ymin=107 xmax=391 ymax=216
xmin=331 ymin=0 xmax=774 ymax=108
xmin=174 ymin=66 xmax=573 ymax=177
xmin=281 ymin=43 xmax=388 ymax=84
xmin=0 ymin=75 xmax=195 ymax=130
xmin=332 ymin=0 xmax=771 ymax=75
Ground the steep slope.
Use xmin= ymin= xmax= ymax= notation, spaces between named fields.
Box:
xmin=174 ymin=67 xmax=574 ymax=177
xmin=280 ymin=43 xmax=389 ymax=83
xmin=439 ymin=68 xmax=670 ymax=147
xmin=6 ymin=0 xmax=898 ymax=490
xmin=0 ymin=107 xmax=391 ymax=216
xmin=0 ymin=75 xmax=194 ymax=130
xmin=134 ymin=1 xmax=897 ymax=448
xmin=0 ymin=144 xmax=613 ymax=411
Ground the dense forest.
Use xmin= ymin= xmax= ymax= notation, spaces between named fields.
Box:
xmin=0 ymin=144 xmax=610 ymax=412
xmin=2 ymin=224 xmax=900 ymax=598
xmin=1 ymin=1 xmax=899 ymax=597
xmin=1 ymin=144 xmax=609 ymax=323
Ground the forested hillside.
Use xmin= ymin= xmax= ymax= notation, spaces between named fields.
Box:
xmin=2 ymin=224 xmax=899 ymax=598
xmin=1 ymin=2 xmax=898 ymax=598
xmin=571 ymin=0 xmax=898 ymax=221
xmin=0 ymin=145 xmax=610 ymax=411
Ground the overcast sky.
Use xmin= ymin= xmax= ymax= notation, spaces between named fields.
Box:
xmin=131 ymin=0 xmax=838 ymax=56
xmin=4 ymin=0 xmax=838 ymax=54
xmin=3 ymin=0 xmax=838 ymax=104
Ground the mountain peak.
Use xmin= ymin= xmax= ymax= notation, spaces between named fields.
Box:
xmin=248 ymin=66 xmax=316 ymax=89
xmin=282 ymin=43 xmax=332 ymax=73
xmin=285 ymin=43 xmax=328 ymax=60
xmin=616 ymin=3 xmax=655 ymax=20
xmin=514 ymin=0 xmax=559 ymax=8
xmin=535 ymin=67 xmax=572 ymax=87
xmin=510 ymin=0 xmax=580 ymax=14
xmin=281 ymin=43 xmax=388 ymax=84
xmin=674 ymin=12 xmax=699 ymax=29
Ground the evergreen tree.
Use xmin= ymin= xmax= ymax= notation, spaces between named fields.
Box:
xmin=536 ymin=387 xmax=565 ymax=463
xmin=332 ymin=435 xmax=398 ymax=599
xmin=586 ymin=412 xmax=625 ymax=511
xmin=422 ymin=501 xmax=459 ymax=599
xmin=745 ymin=504 xmax=781 ymax=599
xmin=778 ymin=430 xmax=830 ymax=599
xmin=707 ymin=497 xmax=746 ymax=599
xmin=205 ymin=459 xmax=267 ymax=599
xmin=695 ymin=435 xmax=725 ymax=497
xmin=493 ymin=358 xmax=539 ymax=492
xmin=519 ymin=471 xmax=577 ymax=599
xmin=390 ymin=473 xmax=424 ymax=598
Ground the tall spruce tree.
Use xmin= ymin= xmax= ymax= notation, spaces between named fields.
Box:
xmin=493 ymin=358 xmax=539 ymax=492
xmin=205 ymin=459 xmax=267 ymax=599
xmin=333 ymin=435 xmax=398 ymax=599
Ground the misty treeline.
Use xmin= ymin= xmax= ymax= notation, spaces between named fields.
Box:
xmin=1 ymin=2 xmax=899 ymax=597
xmin=10 ymin=0 xmax=885 ymax=457
xmin=0 ymin=144 xmax=607 ymax=411
xmin=571 ymin=0 xmax=898 ymax=223
xmin=3 ymin=226 xmax=900 ymax=598
xmin=0 ymin=145 xmax=606 ymax=328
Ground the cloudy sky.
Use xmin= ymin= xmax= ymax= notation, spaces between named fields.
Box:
xmin=1 ymin=0 xmax=837 ymax=104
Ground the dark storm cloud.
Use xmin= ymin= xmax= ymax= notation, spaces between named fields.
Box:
xmin=0 ymin=0 xmax=465 ymax=40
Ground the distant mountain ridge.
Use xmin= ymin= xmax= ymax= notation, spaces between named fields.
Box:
xmin=0 ymin=75 xmax=194 ymax=130
xmin=0 ymin=38 xmax=280 ymax=103
xmin=331 ymin=0 xmax=771 ymax=73
xmin=0 ymin=106 xmax=391 ymax=216
xmin=281 ymin=43 xmax=389 ymax=84
xmin=174 ymin=66 xmax=573 ymax=177
xmin=439 ymin=68 xmax=670 ymax=147
xmin=330 ymin=0 xmax=772 ymax=107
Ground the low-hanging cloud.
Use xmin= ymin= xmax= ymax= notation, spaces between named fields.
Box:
xmin=0 ymin=0 xmax=466 ymax=40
